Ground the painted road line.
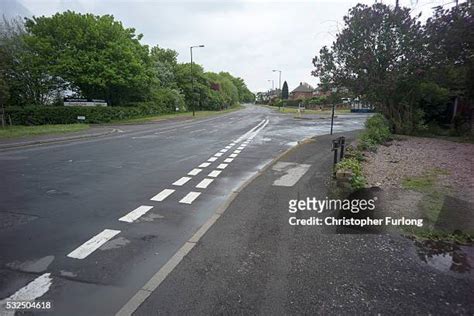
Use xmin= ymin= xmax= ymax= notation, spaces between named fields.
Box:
xmin=0 ymin=273 xmax=53 ymax=315
xmin=224 ymin=158 xmax=234 ymax=163
xmin=199 ymin=162 xmax=211 ymax=168
xmin=119 ymin=205 xmax=154 ymax=223
xmin=208 ymin=170 xmax=222 ymax=178
xmin=173 ymin=177 xmax=191 ymax=186
xmin=188 ymin=168 xmax=202 ymax=176
xmin=238 ymin=146 xmax=245 ymax=150
xmin=208 ymin=157 xmax=218 ymax=162
xmin=219 ymin=149 xmax=228 ymax=153
xmin=151 ymin=189 xmax=175 ymax=201
xmin=67 ymin=229 xmax=121 ymax=259
xmin=196 ymin=178 xmax=214 ymax=189
xmin=272 ymin=162 xmax=311 ymax=187
xmin=234 ymin=150 xmax=242 ymax=154
xmin=225 ymin=146 xmax=232 ymax=149
xmin=229 ymin=143 xmax=236 ymax=146
xmin=229 ymin=153 xmax=238 ymax=158
xmin=217 ymin=163 xmax=228 ymax=169
xmin=214 ymin=153 xmax=223 ymax=157
xmin=179 ymin=192 xmax=201 ymax=204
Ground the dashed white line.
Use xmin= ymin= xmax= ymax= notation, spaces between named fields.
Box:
xmin=67 ymin=229 xmax=121 ymax=259
xmin=224 ymin=158 xmax=234 ymax=163
xmin=229 ymin=153 xmax=238 ymax=158
xmin=199 ymin=162 xmax=211 ymax=168
xmin=119 ymin=205 xmax=154 ymax=223
xmin=208 ymin=170 xmax=222 ymax=178
xmin=219 ymin=149 xmax=228 ymax=153
xmin=0 ymin=273 xmax=53 ymax=315
xmin=173 ymin=177 xmax=191 ymax=186
xmin=225 ymin=146 xmax=232 ymax=149
xmin=238 ymin=146 xmax=245 ymax=150
xmin=217 ymin=163 xmax=228 ymax=169
xmin=188 ymin=168 xmax=202 ymax=176
xmin=151 ymin=189 xmax=175 ymax=201
xmin=208 ymin=157 xmax=218 ymax=162
xmin=179 ymin=192 xmax=201 ymax=204
xmin=214 ymin=153 xmax=223 ymax=157
xmin=234 ymin=150 xmax=241 ymax=154
xmin=196 ymin=178 xmax=214 ymax=189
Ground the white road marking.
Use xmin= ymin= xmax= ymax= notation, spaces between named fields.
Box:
xmin=214 ymin=153 xmax=223 ymax=157
xmin=234 ymin=150 xmax=241 ymax=154
xmin=238 ymin=146 xmax=245 ymax=150
xmin=172 ymin=177 xmax=191 ymax=186
xmin=199 ymin=162 xmax=211 ymax=168
xmin=179 ymin=192 xmax=201 ymax=204
xmin=119 ymin=205 xmax=154 ymax=223
xmin=217 ymin=163 xmax=228 ymax=169
xmin=219 ymin=149 xmax=228 ymax=153
xmin=0 ymin=273 xmax=53 ymax=315
xmin=196 ymin=178 xmax=214 ymax=189
xmin=229 ymin=143 xmax=236 ymax=146
xmin=188 ymin=168 xmax=202 ymax=176
xmin=229 ymin=153 xmax=238 ymax=158
xmin=151 ymin=189 xmax=175 ymax=201
xmin=67 ymin=229 xmax=121 ymax=259
xmin=225 ymin=146 xmax=232 ymax=149
xmin=224 ymin=158 xmax=234 ymax=163
xmin=208 ymin=170 xmax=222 ymax=178
xmin=272 ymin=162 xmax=311 ymax=187
xmin=208 ymin=157 xmax=218 ymax=162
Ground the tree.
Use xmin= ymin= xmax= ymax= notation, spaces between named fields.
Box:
xmin=312 ymin=3 xmax=426 ymax=133
xmin=282 ymin=81 xmax=289 ymax=100
xmin=23 ymin=11 xmax=153 ymax=105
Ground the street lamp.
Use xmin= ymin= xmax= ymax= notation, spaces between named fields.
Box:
xmin=267 ymin=79 xmax=274 ymax=90
xmin=190 ymin=44 xmax=205 ymax=116
xmin=272 ymin=69 xmax=282 ymax=97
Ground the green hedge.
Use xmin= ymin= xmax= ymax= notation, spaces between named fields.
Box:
xmin=5 ymin=103 xmax=175 ymax=125
xmin=358 ymin=113 xmax=392 ymax=151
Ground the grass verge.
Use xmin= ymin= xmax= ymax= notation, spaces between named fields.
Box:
xmin=0 ymin=124 xmax=90 ymax=139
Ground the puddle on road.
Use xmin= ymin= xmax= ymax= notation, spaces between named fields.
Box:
xmin=413 ymin=239 xmax=473 ymax=274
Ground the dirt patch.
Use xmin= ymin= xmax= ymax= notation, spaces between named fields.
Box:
xmin=363 ymin=136 xmax=474 ymax=203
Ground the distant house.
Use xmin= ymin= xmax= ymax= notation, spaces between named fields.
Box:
xmin=290 ymin=82 xmax=314 ymax=100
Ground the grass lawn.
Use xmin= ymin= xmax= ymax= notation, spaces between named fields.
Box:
xmin=258 ymin=104 xmax=351 ymax=115
xmin=0 ymin=124 xmax=90 ymax=139
xmin=110 ymin=104 xmax=245 ymax=124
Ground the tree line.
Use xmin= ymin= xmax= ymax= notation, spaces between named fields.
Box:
xmin=313 ymin=2 xmax=473 ymax=135
xmin=0 ymin=11 xmax=254 ymax=111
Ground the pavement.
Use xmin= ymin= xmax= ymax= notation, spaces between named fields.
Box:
xmin=134 ymin=131 xmax=474 ymax=315
xmin=0 ymin=104 xmax=370 ymax=315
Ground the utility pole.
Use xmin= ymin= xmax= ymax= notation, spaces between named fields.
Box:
xmin=272 ymin=69 xmax=282 ymax=98
xmin=190 ymin=45 xmax=205 ymax=116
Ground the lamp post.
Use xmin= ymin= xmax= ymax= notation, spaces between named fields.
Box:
xmin=267 ymin=79 xmax=274 ymax=90
xmin=190 ymin=45 xmax=205 ymax=116
xmin=272 ymin=69 xmax=282 ymax=97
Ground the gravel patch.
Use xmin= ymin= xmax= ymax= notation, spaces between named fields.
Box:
xmin=362 ymin=136 xmax=474 ymax=203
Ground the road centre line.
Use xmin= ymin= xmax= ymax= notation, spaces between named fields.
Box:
xmin=196 ymin=178 xmax=214 ymax=189
xmin=217 ymin=163 xmax=228 ymax=169
xmin=173 ymin=177 xmax=191 ymax=186
xmin=151 ymin=189 xmax=175 ymax=201
xmin=67 ymin=229 xmax=121 ymax=260
xmin=208 ymin=170 xmax=221 ymax=177
xmin=0 ymin=273 xmax=53 ymax=313
xmin=199 ymin=162 xmax=211 ymax=168
xmin=119 ymin=205 xmax=154 ymax=223
xmin=179 ymin=192 xmax=201 ymax=204
xmin=188 ymin=168 xmax=202 ymax=176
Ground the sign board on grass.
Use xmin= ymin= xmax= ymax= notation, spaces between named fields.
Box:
xmin=64 ymin=98 xmax=107 ymax=107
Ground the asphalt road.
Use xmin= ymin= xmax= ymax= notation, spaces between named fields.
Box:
xmin=0 ymin=105 xmax=368 ymax=315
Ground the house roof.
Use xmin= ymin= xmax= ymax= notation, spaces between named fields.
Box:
xmin=291 ymin=82 xmax=314 ymax=93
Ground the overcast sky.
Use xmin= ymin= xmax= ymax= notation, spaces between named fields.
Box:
xmin=4 ymin=0 xmax=453 ymax=92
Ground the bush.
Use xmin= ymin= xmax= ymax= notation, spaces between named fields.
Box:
xmin=358 ymin=113 xmax=392 ymax=151
xmin=336 ymin=157 xmax=366 ymax=189
xmin=5 ymin=103 xmax=175 ymax=125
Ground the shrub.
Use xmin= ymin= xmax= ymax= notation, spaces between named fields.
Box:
xmin=336 ymin=157 xmax=366 ymax=189
xmin=358 ymin=113 xmax=392 ymax=151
